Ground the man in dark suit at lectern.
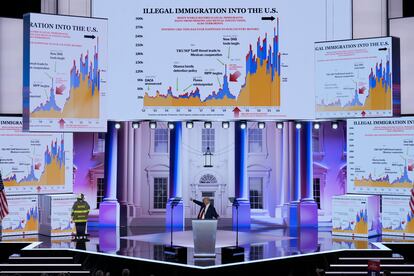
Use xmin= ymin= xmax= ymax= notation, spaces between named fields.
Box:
xmin=190 ymin=197 xmax=219 ymax=220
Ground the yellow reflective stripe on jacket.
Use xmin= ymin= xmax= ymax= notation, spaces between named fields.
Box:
xmin=73 ymin=219 xmax=88 ymax=223
xmin=72 ymin=214 xmax=88 ymax=222
xmin=73 ymin=214 xmax=88 ymax=218
xmin=71 ymin=200 xmax=90 ymax=222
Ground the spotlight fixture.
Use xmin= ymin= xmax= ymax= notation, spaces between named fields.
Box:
xmin=186 ymin=121 xmax=194 ymax=129
xmin=132 ymin=122 xmax=140 ymax=129
xmin=313 ymin=122 xmax=320 ymax=130
xmin=276 ymin=122 xmax=284 ymax=129
xmin=114 ymin=122 xmax=121 ymax=129
xmin=258 ymin=122 xmax=266 ymax=129
xmin=331 ymin=122 xmax=338 ymax=130
xmin=204 ymin=121 xmax=212 ymax=129
xmin=295 ymin=122 xmax=302 ymax=129
xmin=222 ymin=121 xmax=230 ymax=129
xmin=149 ymin=121 xmax=157 ymax=129
xmin=168 ymin=122 xmax=175 ymax=129
xmin=240 ymin=121 xmax=247 ymax=129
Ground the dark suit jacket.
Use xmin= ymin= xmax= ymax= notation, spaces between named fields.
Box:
xmin=192 ymin=199 xmax=219 ymax=220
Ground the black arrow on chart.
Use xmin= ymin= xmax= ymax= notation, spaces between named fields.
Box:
xmin=261 ymin=16 xmax=275 ymax=21
xmin=84 ymin=34 xmax=96 ymax=39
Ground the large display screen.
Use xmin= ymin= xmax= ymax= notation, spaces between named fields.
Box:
xmin=22 ymin=13 xmax=108 ymax=132
xmin=93 ymin=0 xmax=352 ymax=120
xmin=1 ymin=195 xmax=39 ymax=236
xmin=315 ymin=37 xmax=400 ymax=119
xmin=0 ymin=117 xmax=73 ymax=195
xmin=332 ymin=195 xmax=380 ymax=237
xmin=347 ymin=117 xmax=414 ymax=196
xmin=382 ymin=195 xmax=414 ymax=237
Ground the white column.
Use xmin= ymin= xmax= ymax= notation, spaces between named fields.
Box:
xmin=288 ymin=122 xmax=298 ymax=203
xmin=287 ymin=121 xmax=300 ymax=227
xmin=233 ymin=121 xmax=251 ymax=228
xmin=127 ymin=122 xmax=135 ymax=206
xmin=123 ymin=122 xmax=135 ymax=226
xmin=282 ymin=122 xmax=290 ymax=205
xmin=118 ymin=122 xmax=128 ymax=206
xmin=274 ymin=125 xmax=284 ymax=219
xmin=299 ymin=122 xmax=318 ymax=227
xmin=133 ymin=126 xmax=142 ymax=218
xmin=181 ymin=122 xmax=190 ymax=220
xmin=166 ymin=122 xmax=185 ymax=229
xmin=99 ymin=121 xmax=120 ymax=227
xmin=282 ymin=122 xmax=290 ymax=224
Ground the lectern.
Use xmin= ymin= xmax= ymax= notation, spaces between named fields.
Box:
xmin=192 ymin=219 xmax=217 ymax=258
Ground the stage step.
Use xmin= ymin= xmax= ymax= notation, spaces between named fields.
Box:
xmin=325 ymin=250 xmax=414 ymax=276
xmin=20 ymin=249 xmax=75 ymax=258
xmin=0 ymin=249 xmax=90 ymax=275
xmin=0 ymin=263 xmax=82 ymax=271
xmin=8 ymin=255 xmax=74 ymax=264
xmin=329 ymin=263 xmax=414 ymax=272
xmin=338 ymin=256 xmax=404 ymax=261
xmin=337 ymin=256 xmax=405 ymax=264
xmin=326 ymin=272 xmax=414 ymax=275
xmin=0 ymin=270 xmax=90 ymax=275
xmin=334 ymin=250 xmax=393 ymax=258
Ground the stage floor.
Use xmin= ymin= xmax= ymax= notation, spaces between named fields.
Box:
xmin=2 ymin=226 xmax=413 ymax=268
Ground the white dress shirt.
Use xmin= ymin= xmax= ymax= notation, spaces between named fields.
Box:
xmin=202 ymin=203 xmax=210 ymax=220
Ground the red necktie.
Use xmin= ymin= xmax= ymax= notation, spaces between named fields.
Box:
xmin=198 ymin=207 xmax=205 ymax=219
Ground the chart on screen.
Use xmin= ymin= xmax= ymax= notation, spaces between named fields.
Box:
xmin=0 ymin=117 xmax=73 ymax=194
xmin=22 ymin=13 xmax=108 ymax=132
xmin=94 ymin=0 xmax=335 ymax=120
xmin=347 ymin=117 xmax=414 ymax=195
xmin=315 ymin=37 xmax=399 ymax=119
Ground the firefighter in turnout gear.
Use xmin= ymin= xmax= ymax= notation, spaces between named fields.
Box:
xmin=71 ymin=193 xmax=90 ymax=240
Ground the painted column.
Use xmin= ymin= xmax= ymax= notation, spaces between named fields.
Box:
xmin=233 ymin=121 xmax=251 ymax=228
xmin=299 ymin=122 xmax=318 ymax=227
xmin=99 ymin=121 xmax=120 ymax=227
xmin=166 ymin=122 xmax=184 ymax=230
xmin=287 ymin=122 xmax=300 ymax=252
xmin=274 ymin=125 xmax=285 ymax=220
xmin=132 ymin=125 xmax=143 ymax=224
xmin=294 ymin=124 xmax=301 ymax=202
xmin=126 ymin=122 xmax=134 ymax=204
xmin=227 ymin=123 xmax=236 ymax=217
xmin=117 ymin=122 xmax=128 ymax=226
xmin=126 ymin=122 xmax=135 ymax=222
xmin=282 ymin=122 xmax=290 ymax=224
xmin=288 ymin=122 xmax=300 ymax=228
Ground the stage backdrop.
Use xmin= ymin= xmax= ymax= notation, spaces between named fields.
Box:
xmin=347 ymin=117 xmax=414 ymax=196
xmin=22 ymin=13 xmax=108 ymax=132
xmin=0 ymin=116 xmax=73 ymax=195
xmin=315 ymin=37 xmax=400 ymax=119
xmin=93 ymin=0 xmax=352 ymax=121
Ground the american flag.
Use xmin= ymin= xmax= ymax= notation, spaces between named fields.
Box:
xmin=410 ymin=188 xmax=414 ymax=215
xmin=0 ymin=172 xmax=9 ymax=220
